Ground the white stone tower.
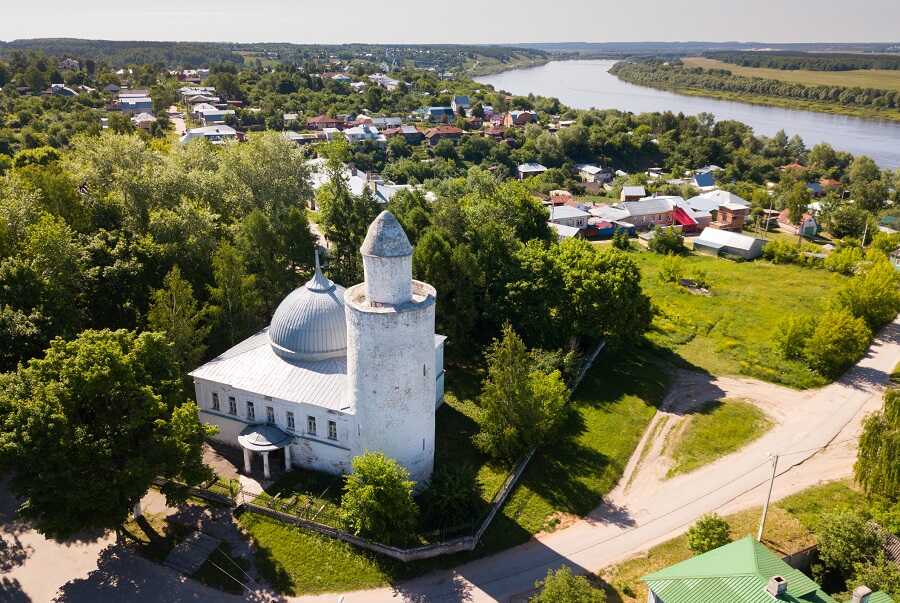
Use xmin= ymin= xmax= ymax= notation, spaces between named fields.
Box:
xmin=344 ymin=211 xmax=437 ymax=484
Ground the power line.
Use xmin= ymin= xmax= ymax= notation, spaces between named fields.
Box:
xmin=428 ymin=435 xmax=855 ymax=601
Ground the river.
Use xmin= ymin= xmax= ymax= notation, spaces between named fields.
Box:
xmin=476 ymin=60 xmax=900 ymax=170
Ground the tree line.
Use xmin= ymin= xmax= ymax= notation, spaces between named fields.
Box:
xmin=611 ymin=60 xmax=900 ymax=111
xmin=704 ymin=50 xmax=900 ymax=72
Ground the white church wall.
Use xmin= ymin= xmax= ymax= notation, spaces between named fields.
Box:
xmin=346 ymin=280 xmax=437 ymax=485
xmin=193 ymin=377 xmax=354 ymax=475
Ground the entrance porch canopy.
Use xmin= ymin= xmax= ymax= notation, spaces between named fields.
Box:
xmin=238 ymin=424 xmax=293 ymax=479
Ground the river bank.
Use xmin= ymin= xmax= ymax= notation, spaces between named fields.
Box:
xmin=611 ymin=63 xmax=900 ymax=124
xmin=476 ymin=60 xmax=900 ymax=169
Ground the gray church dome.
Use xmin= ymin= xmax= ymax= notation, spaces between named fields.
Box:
xmin=268 ymin=257 xmax=347 ymax=362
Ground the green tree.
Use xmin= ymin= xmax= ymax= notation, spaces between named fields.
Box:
xmin=833 ymin=259 xmax=900 ymax=330
xmin=473 ymin=325 xmax=569 ymax=462
xmin=687 ymin=513 xmax=732 ymax=554
xmin=147 ymin=265 xmax=210 ymax=370
xmin=419 ymin=464 xmax=482 ymax=529
xmin=208 ymin=243 xmax=263 ymax=348
xmin=804 ymin=308 xmax=871 ymax=378
xmin=816 ymin=509 xmax=881 ymax=576
xmin=0 ymin=329 xmax=215 ymax=540
xmin=856 ymin=388 xmax=900 ymax=501
xmin=849 ymin=155 xmax=881 ymax=185
xmin=316 ymin=141 xmax=380 ymax=284
xmin=339 ymin=452 xmax=419 ymax=545
xmin=827 ymin=205 xmax=870 ymax=239
xmin=648 ymin=227 xmax=685 ymax=255
xmin=782 ymin=181 xmax=813 ymax=225
xmin=530 ymin=566 xmax=606 ymax=603
xmin=556 ymin=240 xmax=651 ymax=349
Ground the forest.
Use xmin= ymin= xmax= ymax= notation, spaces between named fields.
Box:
xmin=704 ymin=50 xmax=900 ymax=71
xmin=0 ymin=38 xmax=549 ymax=73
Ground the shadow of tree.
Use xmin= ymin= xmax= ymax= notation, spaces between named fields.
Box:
xmin=0 ymin=577 xmax=30 ymax=603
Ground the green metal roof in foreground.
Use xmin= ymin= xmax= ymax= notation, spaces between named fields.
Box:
xmin=642 ymin=536 xmax=834 ymax=603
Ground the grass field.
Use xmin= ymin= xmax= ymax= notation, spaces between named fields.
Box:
xmin=683 ymin=57 xmax=900 ymax=93
xmin=601 ymin=480 xmax=864 ymax=602
xmin=633 ymin=251 xmax=848 ymax=389
xmin=665 ymin=398 xmax=774 ymax=477
xmin=239 ymin=346 xmax=670 ymax=595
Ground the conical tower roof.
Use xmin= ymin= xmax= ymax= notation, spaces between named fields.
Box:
xmin=360 ymin=211 xmax=412 ymax=257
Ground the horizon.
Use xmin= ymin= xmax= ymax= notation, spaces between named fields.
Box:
xmin=3 ymin=0 xmax=899 ymax=45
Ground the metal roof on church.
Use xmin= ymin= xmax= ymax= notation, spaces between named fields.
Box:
xmin=190 ymin=329 xmax=350 ymax=412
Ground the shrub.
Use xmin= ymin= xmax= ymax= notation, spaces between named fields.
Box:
xmin=689 ymin=268 xmax=711 ymax=289
xmin=611 ymin=228 xmax=631 ymax=251
xmin=852 ymin=552 xmax=900 ymax=600
xmin=762 ymin=239 xmax=801 ymax=264
xmin=774 ymin=315 xmax=816 ymax=360
xmin=419 ymin=464 xmax=483 ymax=530
xmin=648 ymin=227 xmax=685 ymax=255
xmin=833 ymin=259 xmax=900 ymax=330
xmin=657 ymin=255 xmax=684 ymax=283
xmin=805 ymin=309 xmax=871 ymax=378
xmin=816 ymin=509 xmax=882 ymax=576
xmin=687 ymin=513 xmax=732 ymax=554
xmin=824 ymin=245 xmax=863 ymax=275
xmin=530 ymin=566 xmax=606 ymax=603
xmin=339 ymin=452 xmax=419 ymax=546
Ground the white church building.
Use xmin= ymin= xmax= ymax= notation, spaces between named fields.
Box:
xmin=190 ymin=211 xmax=445 ymax=484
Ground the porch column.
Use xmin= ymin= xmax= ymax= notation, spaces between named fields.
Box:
xmin=262 ymin=450 xmax=271 ymax=480
xmin=284 ymin=445 xmax=292 ymax=471
xmin=243 ymin=447 xmax=252 ymax=474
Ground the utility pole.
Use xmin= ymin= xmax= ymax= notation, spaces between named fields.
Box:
xmin=757 ymin=454 xmax=779 ymax=542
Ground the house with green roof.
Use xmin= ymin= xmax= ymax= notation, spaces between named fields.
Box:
xmin=642 ymin=536 xmax=893 ymax=603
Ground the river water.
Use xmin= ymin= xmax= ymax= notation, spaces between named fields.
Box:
xmin=476 ymin=60 xmax=900 ymax=170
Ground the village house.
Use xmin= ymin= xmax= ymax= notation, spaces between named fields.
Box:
xmin=710 ymin=201 xmax=750 ymax=231
xmin=693 ymin=227 xmax=766 ymax=259
xmin=575 ymin=164 xmax=610 ymax=184
xmin=283 ymin=131 xmax=323 ymax=146
xmin=131 ymin=112 xmax=157 ymax=130
xmin=307 ymin=114 xmax=345 ymax=130
xmin=344 ymin=124 xmax=387 ymax=145
xmin=58 ymin=57 xmax=80 ymax=71
xmin=642 ymin=536 xmax=891 ymax=603
xmin=518 ymin=163 xmax=548 ymax=179
xmin=425 ymin=106 xmax=456 ymax=122
xmin=370 ymin=116 xmax=403 ymax=130
xmin=198 ymin=108 xmax=235 ymax=126
xmin=115 ymin=94 xmax=153 ymax=114
xmin=503 ymin=110 xmax=537 ymax=127
xmin=778 ymin=209 xmax=820 ymax=237
xmin=621 ymin=196 xmax=675 ymax=229
xmin=48 ymin=83 xmax=78 ymax=97
xmin=548 ymin=190 xmax=575 ymax=206
xmin=549 ymin=205 xmax=590 ymax=229
xmin=620 ymin=185 xmax=647 ymax=202
xmin=384 ymin=125 xmax=425 ymax=145
xmin=424 ymin=125 xmax=463 ymax=146
xmin=180 ymin=125 xmax=238 ymax=145
xmin=450 ymin=95 xmax=470 ymax=114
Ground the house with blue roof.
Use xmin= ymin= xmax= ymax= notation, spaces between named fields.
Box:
xmin=425 ymin=106 xmax=455 ymax=123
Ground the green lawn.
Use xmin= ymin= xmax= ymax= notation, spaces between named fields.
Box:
xmin=601 ymin=480 xmax=863 ymax=603
xmin=633 ymin=251 xmax=848 ymax=388
xmin=666 ymin=398 xmax=773 ymax=477
xmin=239 ymin=345 xmax=670 ymax=594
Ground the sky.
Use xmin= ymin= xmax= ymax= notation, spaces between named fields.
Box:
xmin=2 ymin=0 xmax=899 ymax=45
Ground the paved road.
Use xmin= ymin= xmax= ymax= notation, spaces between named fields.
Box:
xmin=3 ymin=319 xmax=896 ymax=602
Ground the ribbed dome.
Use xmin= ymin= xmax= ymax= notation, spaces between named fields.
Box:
xmin=268 ymin=259 xmax=347 ymax=362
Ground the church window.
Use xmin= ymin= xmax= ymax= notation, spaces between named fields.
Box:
xmin=307 ymin=416 xmax=317 ymax=436
xmin=211 ymin=392 xmax=220 ymax=411
xmin=328 ymin=420 xmax=337 ymax=441
xmin=246 ymin=401 xmax=255 ymax=421
xmin=286 ymin=412 xmax=295 ymax=431
xmin=266 ymin=406 xmax=275 ymax=424
xmin=228 ymin=397 xmax=237 ymax=415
